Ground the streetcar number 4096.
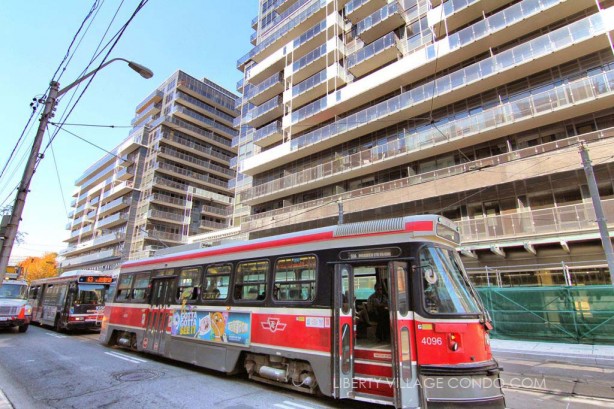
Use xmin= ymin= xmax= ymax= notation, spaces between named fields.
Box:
xmin=421 ymin=337 xmax=443 ymax=346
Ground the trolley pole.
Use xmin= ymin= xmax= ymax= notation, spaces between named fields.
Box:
xmin=579 ymin=142 xmax=614 ymax=283
xmin=0 ymin=82 xmax=59 ymax=284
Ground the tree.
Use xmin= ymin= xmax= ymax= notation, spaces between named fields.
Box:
xmin=19 ymin=253 xmax=58 ymax=284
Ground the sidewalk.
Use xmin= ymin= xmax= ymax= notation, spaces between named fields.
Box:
xmin=491 ymin=338 xmax=614 ymax=367
xmin=491 ymin=338 xmax=614 ymax=400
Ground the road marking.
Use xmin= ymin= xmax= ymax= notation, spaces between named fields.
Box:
xmin=274 ymin=402 xmax=317 ymax=409
xmin=45 ymin=333 xmax=66 ymax=339
xmin=104 ymin=351 xmax=147 ymax=364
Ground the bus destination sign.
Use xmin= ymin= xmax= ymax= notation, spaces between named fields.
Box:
xmin=78 ymin=276 xmax=113 ymax=284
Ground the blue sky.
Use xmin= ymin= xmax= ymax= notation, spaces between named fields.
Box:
xmin=0 ymin=1 xmax=255 ymax=263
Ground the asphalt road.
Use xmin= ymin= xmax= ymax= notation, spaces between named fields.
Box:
xmin=1 ymin=325 xmax=613 ymax=408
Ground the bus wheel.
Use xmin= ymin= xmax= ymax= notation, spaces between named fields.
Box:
xmin=18 ymin=324 xmax=29 ymax=333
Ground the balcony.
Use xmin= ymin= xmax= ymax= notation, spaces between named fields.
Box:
xmin=148 ymin=209 xmax=188 ymax=225
xmin=101 ymin=180 xmax=135 ymax=203
xmin=245 ymin=72 xmax=284 ymax=106
xmin=175 ymin=91 xmax=236 ymax=127
xmin=161 ymin=115 xmax=235 ymax=152
xmin=141 ymin=230 xmax=184 ymax=243
xmin=131 ymin=102 xmax=161 ymax=127
xmin=188 ymin=185 xmax=234 ymax=205
xmin=201 ymin=205 xmax=232 ymax=218
xmin=149 ymin=193 xmax=188 ymax=209
xmin=61 ymin=231 xmax=126 ymax=257
xmin=344 ymin=0 xmax=387 ymax=24
xmin=157 ymin=146 xmax=235 ymax=179
xmin=176 ymin=77 xmax=239 ymax=116
xmin=135 ymin=89 xmax=163 ymax=114
xmin=237 ymin=0 xmax=327 ymax=70
xmin=161 ymin=131 xmax=233 ymax=164
xmin=248 ymin=10 xmax=614 ymax=174
xmin=458 ymin=198 xmax=614 ymax=247
xmin=347 ymin=31 xmax=399 ymax=78
xmin=230 ymin=156 xmax=238 ymax=169
xmin=291 ymin=19 xmax=327 ymax=60
xmin=200 ymin=220 xmax=229 ymax=231
xmin=428 ymin=0 xmax=513 ymax=35
xmin=97 ymin=212 xmax=129 ymax=229
xmin=245 ymin=96 xmax=284 ymax=129
xmin=355 ymin=2 xmax=404 ymax=44
xmin=254 ymin=120 xmax=283 ymax=148
xmin=241 ymin=129 xmax=614 ymax=233
xmin=98 ymin=197 xmax=131 ymax=218
xmin=171 ymin=104 xmax=237 ymax=140
xmin=62 ymin=248 xmax=122 ymax=268
xmin=241 ymin=68 xmax=614 ymax=205
xmin=288 ymin=37 xmax=346 ymax=83
xmin=286 ymin=63 xmax=351 ymax=108
xmin=276 ymin=0 xmax=299 ymax=14
xmin=154 ymin=161 xmax=232 ymax=192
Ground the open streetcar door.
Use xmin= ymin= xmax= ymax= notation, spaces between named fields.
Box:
xmin=143 ymin=275 xmax=175 ymax=354
xmin=333 ymin=263 xmax=354 ymax=399
xmin=388 ymin=261 xmax=420 ymax=408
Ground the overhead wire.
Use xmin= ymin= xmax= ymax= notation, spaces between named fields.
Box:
xmin=47 ymin=124 xmax=69 ymax=217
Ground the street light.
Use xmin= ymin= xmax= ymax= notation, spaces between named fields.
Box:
xmin=0 ymin=58 xmax=153 ymax=284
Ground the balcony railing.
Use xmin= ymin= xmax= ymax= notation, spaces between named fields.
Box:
xmin=346 ymin=31 xmax=397 ymax=69
xmin=458 ymin=198 xmax=614 ymax=244
xmin=286 ymin=12 xmax=612 ymax=153
xmin=148 ymin=209 xmax=188 ymax=223
xmin=135 ymin=89 xmax=163 ymax=114
xmin=243 ymin=68 xmax=614 ymax=203
xmin=62 ymin=248 xmax=121 ymax=267
xmin=149 ymin=193 xmax=188 ymax=208
xmin=154 ymin=161 xmax=229 ymax=189
xmin=164 ymin=131 xmax=233 ymax=163
xmin=97 ymin=212 xmax=129 ymax=228
xmin=172 ymin=105 xmax=237 ymax=139
xmin=200 ymin=220 xmax=229 ymax=230
xmin=175 ymin=91 xmax=236 ymax=124
xmin=158 ymin=146 xmax=235 ymax=178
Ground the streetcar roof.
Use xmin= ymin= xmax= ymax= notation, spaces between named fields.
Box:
xmin=122 ymin=215 xmax=458 ymax=271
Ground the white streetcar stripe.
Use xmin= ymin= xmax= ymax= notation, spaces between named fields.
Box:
xmin=279 ymin=401 xmax=317 ymax=409
xmin=104 ymin=351 xmax=147 ymax=364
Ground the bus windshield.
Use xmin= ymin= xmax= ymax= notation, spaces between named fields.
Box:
xmin=419 ymin=246 xmax=481 ymax=315
xmin=0 ymin=283 xmax=28 ymax=299
xmin=75 ymin=284 xmax=106 ymax=305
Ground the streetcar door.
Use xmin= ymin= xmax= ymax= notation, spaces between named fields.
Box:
xmin=143 ymin=277 xmax=175 ymax=354
xmin=389 ymin=261 xmax=420 ymax=408
xmin=333 ymin=263 xmax=354 ymax=399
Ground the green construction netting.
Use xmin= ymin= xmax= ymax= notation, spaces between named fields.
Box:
xmin=476 ymin=286 xmax=614 ymax=345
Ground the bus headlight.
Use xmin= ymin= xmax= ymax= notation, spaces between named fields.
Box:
xmin=23 ymin=304 xmax=33 ymax=316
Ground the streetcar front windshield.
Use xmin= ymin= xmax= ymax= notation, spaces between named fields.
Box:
xmin=419 ymin=246 xmax=480 ymax=315
xmin=76 ymin=284 xmax=106 ymax=305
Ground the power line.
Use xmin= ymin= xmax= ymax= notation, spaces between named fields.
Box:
xmin=50 ymin=124 xmax=129 ymax=164
xmin=48 ymin=125 xmax=69 ymax=217
xmin=50 ymin=121 xmax=132 ymax=128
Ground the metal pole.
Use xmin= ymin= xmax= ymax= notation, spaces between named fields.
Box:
xmin=337 ymin=198 xmax=344 ymax=225
xmin=579 ymin=142 xmax=614 ymax=283
xmin=0 ymin=82 xmax=59 ymax=284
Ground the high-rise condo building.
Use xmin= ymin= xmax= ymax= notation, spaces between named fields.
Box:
xmin=60 ymin=71 xmax=239 ymax=271
xmin=233 ymin=0 xmax=614 ymax=285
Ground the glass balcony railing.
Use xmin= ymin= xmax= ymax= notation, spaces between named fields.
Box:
xmin=159 ymin=146 xmax=235 ymax=178
xmin=245 ymin=68 xmax=614 ymax=202
xmin=176 ymin=91 xmax=235 ymax=124
xmin=292 ymin=69 xmax=327 ymax=97
xmin=150 ymin=193 xmax=188 ymax=208
xmin=254 ymin=120 xmax=283 ymax=143
xmin=245 ymin=96 xmax=283 ymax=124
xmin=131 ymin=102 xmax=161 ymax=126
xmin=172 ymin=105 xmax=237 ymax=138
xmin=154 ymin=162 xmax=229 ymax=189
xmin=290 ymin=95 xmax=327 ymax=124
xmin=230 ymin=156 xmax=238 ymax=169
xmin=458 ymin=198 xmax=614 ymax=243
xmin=164 ymin=132 xmax=233 ymax=162
xmin=441 ymin=0 xmax=480 ymax=21
xmin=177 ymin=74 xmax=238 ymax=114
xmin=344 ymin=0 xmax=370 ymax=15
xmin=288 ymin=12 xmax=610 ymax=153
xmin=293 ymin=19 xmax=326 ymax=49
xmin=148 ymin=209 xmax=187 ymax=223
xmin=244 ymin=72 xmax=283 ymax=101
xmin=355 ymin=2 xmax=399 ymax=37
xmin=237 ymin=0 xmax=326 ymax=68
xmin=135 ymin=89 xmax=163 ymax=113
xmin=347 ymin=31 xmax=397 ymax=69
xmin=165 ymin=114 xmax=233 ymax=149
xmin=97 ymin=212 xmax=128 ymax=228
xmin=202 ymin=205 xmax=232 ymax=217
xmin=292 ymin=43 xmax=326 ymax=73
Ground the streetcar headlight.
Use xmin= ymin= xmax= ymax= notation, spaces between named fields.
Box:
xmin=448 ymin=333 xmax=460 ymax=351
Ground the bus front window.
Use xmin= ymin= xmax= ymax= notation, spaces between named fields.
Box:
xmin=419 ymin=246 xmax=480 ymax=315
xmin=76 ymin=284 xmax=106 ymax=305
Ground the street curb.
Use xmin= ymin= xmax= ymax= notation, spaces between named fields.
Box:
xmin=0 ymin=389 xmax=13 ymax=409
xmin=492 ymin=347 xmax=614 ymax=369
xmin=500 ymin=371 xmax=614 ymax=399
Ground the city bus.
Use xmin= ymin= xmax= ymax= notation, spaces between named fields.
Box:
xmin=101 ymin=215 xmax=505 ymax=408
xmin=28 ymin=270 xmax=114 ymax=332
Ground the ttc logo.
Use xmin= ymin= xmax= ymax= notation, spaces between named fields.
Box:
xmin=261 ymin=317 xmax=287 ymax=333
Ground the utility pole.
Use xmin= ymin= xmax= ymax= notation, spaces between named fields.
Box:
xmin=579 ymin=142 xmax=614 ymax=283
xmin=0 ymin=58 xmax=153 ymax=284
xmin=0 ymin=82 xmax=59 ymax=283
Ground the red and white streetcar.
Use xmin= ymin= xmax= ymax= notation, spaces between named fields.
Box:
xmin=100 ymin=215 xmax=505 ymax=408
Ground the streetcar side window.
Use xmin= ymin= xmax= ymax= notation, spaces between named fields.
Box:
xmin=234 ymin=260 xmax=269 ymax=301
xmin=131 ymin=272 xmax=151 ymax=302
xmin=273 ymin=255 xmax=317 ymax=302
xmin=203 ymin=264 xmax=231 ymax=300
xmin=116 ymin=274 xmax=134 ymax=302
xmin=177 ymin=267 xmax=202 ymax=302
